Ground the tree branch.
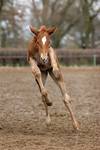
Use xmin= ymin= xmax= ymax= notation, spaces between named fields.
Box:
xmin=32 ymin=0 xmax=41 ymax=26
xmin=61 ymin=17 xmax=80 ymax=37
xmin=0 ymin=0 xmax=3 ymax=13
xmin=91 ymin=8 xmax=100 ymax=19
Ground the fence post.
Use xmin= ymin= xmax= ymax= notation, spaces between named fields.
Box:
xmin=93 ymin=55 xmax=96 ymax=66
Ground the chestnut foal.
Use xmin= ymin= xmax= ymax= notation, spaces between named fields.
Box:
xmin=27 ymin=25 xmax=79 ymax=130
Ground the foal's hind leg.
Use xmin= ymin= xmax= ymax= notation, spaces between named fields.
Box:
xmin=36 ymin=71 xmax=52 ymax=125
xmin=49 ymin=69 xmax=79 ymax=130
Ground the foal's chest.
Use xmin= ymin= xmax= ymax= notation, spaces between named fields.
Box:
xmin=34 ymin=53 xmax=52 ymax=71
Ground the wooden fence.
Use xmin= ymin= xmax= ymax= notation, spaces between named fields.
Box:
xmin=0 ymin=48 xmax=100 ymax=66
xmin=56 ymin=48 xmax=100 ymax=65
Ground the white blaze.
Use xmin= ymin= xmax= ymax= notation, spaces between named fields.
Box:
xmin=42 ymin=36 xmax=47 ymax=45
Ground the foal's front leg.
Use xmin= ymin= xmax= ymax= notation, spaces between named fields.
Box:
xmin=29 ymin=58 xmax=51 ymax=125
xmin=35 ymin=71 xmax=52 ymax=125
xmin=49 ymin=70 xmax=79 ymax=130
xmin=49 ymin=47 xmax=61 ymax=79
xmin=49 ymin=49 xmax=79 ymax=130
xmin=49 ymin=47 xmax=71 ymax=102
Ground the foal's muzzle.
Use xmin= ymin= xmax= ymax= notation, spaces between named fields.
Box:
xmin=40 ymin=53 xmax=48 ymax=64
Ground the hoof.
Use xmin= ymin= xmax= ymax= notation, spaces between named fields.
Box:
xmin=73 ymin=121 xmax=80 ymax=131
xmin=45 ymin=97 xmax=52 ymax=106
xmin=46 ymin=101 xmax=52 ymax=106
xmin=46 ymin=115 xmax=51 ymax=126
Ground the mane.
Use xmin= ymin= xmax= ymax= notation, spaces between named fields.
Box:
xmin=33 ymin=25 xmax=48 ymax=49
xmin=39 ymin=25 xmax=47 ymax=32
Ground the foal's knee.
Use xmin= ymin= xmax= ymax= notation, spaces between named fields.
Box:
xmin=53 ymin=68 xmax=61 ymax=79
xmin=32 ymin=67 xmax=41 ymax=78
xmin=41 ymin=88 xmax=48 ymax=97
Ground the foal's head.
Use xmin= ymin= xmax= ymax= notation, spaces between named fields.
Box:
xmin=30 ymin=25 xmax=56 ymax=63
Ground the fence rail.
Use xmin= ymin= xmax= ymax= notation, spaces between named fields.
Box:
xmin=0 ymin=48 xmax=100 ymax=66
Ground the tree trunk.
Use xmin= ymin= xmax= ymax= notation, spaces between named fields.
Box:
xmin=52 ymin=33 xmax=61 ymax=48
xmin=1 ymin=28 xmax=7 ymax=47
xmin=91 ymin=26 xmax=95 ymax=48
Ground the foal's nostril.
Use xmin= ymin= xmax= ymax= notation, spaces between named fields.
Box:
xmin=40 ymin=57 xmax=48 ymax=63
xmin=40 ymin=54 xmax=48 ymax=63
xmin=43 ymin=58 xmax=48 ymax=63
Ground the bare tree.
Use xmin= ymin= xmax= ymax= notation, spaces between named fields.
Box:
xmin=0 ymin=0 xmax=99 ymax=48
xmin=80 ymin=0 xmax=100 ymax=48
xmin=0 ymin=0 xmax=25 ymax=47
xmin=31 ymin=0 xmax=80 ymax=47
xmin=0 ymin=0 xmax=3 ymax=13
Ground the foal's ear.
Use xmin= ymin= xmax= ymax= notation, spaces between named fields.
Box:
xmin=30 ymin=26 xmax=39 ymax=35
xmin=47 ymin=27 xmax=57 ymax=35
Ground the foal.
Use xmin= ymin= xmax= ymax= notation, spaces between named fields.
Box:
xmin=27 ymin=25 xmax=79 ymax=130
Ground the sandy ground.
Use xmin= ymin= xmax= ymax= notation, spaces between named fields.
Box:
xmin=0 ymin=66 xmax=100 ymax=150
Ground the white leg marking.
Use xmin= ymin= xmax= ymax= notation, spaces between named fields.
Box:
xmin=46 ymin=115 xmax=51 ymax=125
xmin=65 ymin=93 xmax=71 ymax=103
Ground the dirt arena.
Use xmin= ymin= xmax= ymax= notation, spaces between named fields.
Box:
xmin=0 ymin=67 xmax=100 ymax=150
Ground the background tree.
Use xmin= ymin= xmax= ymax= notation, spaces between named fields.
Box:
xmin=0 ymin=0 xmax=100 ymax=48
xmin=31 ymin=0 xmax=80 ymax=48
xmin=79 ymin=0 xmax=100 ymax=48
xmin=0 ymin=0 xmax=25 ymax=47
